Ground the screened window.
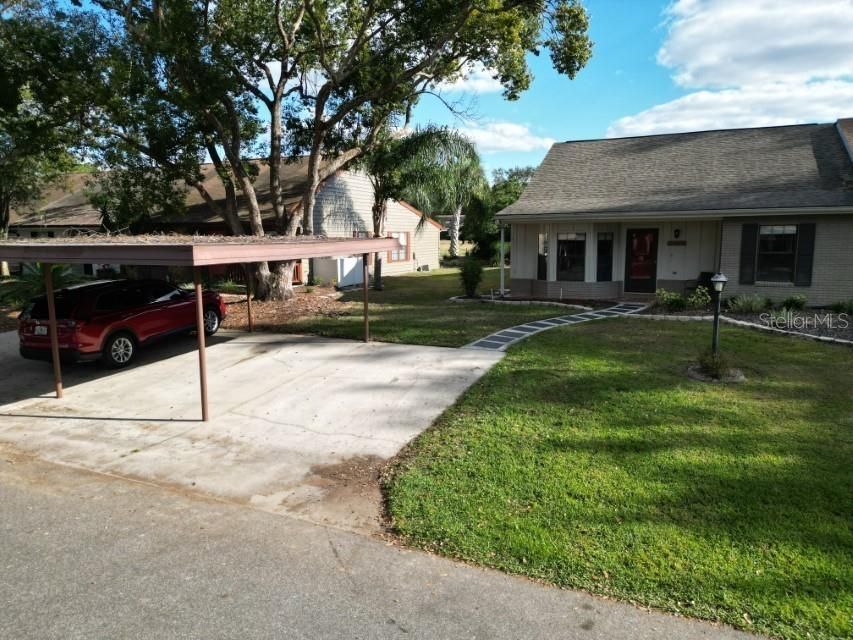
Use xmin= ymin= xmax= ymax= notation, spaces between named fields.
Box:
xmin=757 ymin=225 xmax=797 ymax=282
xmin=537 ymin=232 xmax=549 ymax=280
xmin=597 ymin=232 xmax=614 ymax=282
xmin=557 ymin=233 xmax=586 ymax=281
xmin=388 ymin=232 xmax=410 ymax=262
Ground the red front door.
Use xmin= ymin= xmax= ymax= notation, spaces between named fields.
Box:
xmin=624 ymin=229 xmax=659 ymax=293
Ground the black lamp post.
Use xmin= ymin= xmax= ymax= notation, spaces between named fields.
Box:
xmin=710 ymin=272 xmax=728 ymax=355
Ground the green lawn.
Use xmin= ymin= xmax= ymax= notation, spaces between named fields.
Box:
xmin=386 ymin=319 xmax=853 ymax=640
xmin=290 ymin=267 xmax=570 ymax=347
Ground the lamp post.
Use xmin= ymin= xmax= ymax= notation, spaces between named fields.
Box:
xmin=710 ymin=272 xmax=728 ymax=355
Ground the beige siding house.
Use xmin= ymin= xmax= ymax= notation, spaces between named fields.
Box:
xmin=310 ymin=170 xmax=442 ymax=282
xmin=498 ymin=119 xmax=853 ymax=307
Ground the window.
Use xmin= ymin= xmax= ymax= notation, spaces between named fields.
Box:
xmin=556 ymin=233 xmax=585 ymax=281
xmin=142 ymin=281 xmax=183 ymax=303
xmin=388 ymin=231 xmax=410 ymax=262
xmin=596 ymin=232 xmax=613 ymax=282
xmin=95 ymin=287 xmax=147 ymax=312
xmin=537 ymin=233 xmax=549 ymax=280
xmin=757 ymin=225 xmax=797 ymax=282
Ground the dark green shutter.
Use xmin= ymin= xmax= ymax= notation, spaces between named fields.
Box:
xmin=739 ymin=224 xmax=758 ymax=285
xmin=795 ymin=223 xmax=816 ymax=286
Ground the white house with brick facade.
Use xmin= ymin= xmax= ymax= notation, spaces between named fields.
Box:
xmin=497 ymin=119 xmax=853 ymax=307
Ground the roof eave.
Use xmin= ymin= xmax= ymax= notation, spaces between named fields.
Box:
xmin=496 ymin=205 xmax=853 ymax=223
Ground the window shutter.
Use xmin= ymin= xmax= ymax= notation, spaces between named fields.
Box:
xmin=794 ymin=223 xmax=816 ymax=286
xmin=739 ymin=224 xmax=758 ymax=285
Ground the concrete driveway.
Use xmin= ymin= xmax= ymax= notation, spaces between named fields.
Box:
xmin=0 ymin=329 xmax=501 ymax=531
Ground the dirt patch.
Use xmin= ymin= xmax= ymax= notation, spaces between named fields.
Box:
xmin=221 ymin=286 xmax=349 ymax=332
xmin=277 ymin=455 xmax=386 ymax=535
xmin=0 ymin=307 xmax=19 ymax=332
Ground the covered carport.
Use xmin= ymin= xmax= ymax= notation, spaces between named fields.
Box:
xmin=0 ymin=235 xmax=399 ymax=422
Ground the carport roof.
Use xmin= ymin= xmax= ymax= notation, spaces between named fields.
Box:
xmin=0 ymin=234 xmax=400 ymax=266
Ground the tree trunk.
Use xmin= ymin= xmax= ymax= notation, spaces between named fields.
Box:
xmin=449 ymin=204 xmax=463 ymax=258
xmin=268 ymin=261 xmax=295 ymax=301
xmin=372 ymin=198 xmax=387 ymax=291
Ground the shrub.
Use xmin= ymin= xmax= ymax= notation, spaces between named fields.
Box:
xmin=459 ymin=257 xmax=483 ymax=298
xmin=655 ymin=289 xmax=687 ymax=312
xmin=686 ymin=285 xmax=712 ymax=310
xmin=829 ymin=299 xmax=853 ymax=315
xmin=211 ymin=278 xmax=245 ymax=295
xmin=697 ymin=348 xmax=732 ymax=379
xmin=727 ymin=293 xmax=770 ymax=314
xmin=780 ymin=294 xmax=807 ymax=310
xmin=0 ymin=264 xmax=86 ymax=308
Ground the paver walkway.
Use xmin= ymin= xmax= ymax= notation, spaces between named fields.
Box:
xmin=464 ymin=302 xmax=649 ymax=351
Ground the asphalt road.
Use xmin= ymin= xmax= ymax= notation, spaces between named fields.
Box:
xmin=0 ymin=449 xmax=755 ymax=640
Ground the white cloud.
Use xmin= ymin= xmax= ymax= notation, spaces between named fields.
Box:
xmin=659 ymin=0 xmax=853 ymax=88
xmin=457 ymin=121 xmax=555 ymax=153
xmin=608 ymin=0 xmax=853 ymax=137
xmin=607 ymin=81 xmax=853 ymax=137
xmin=438 ymin=63 xmax=502 ymax=94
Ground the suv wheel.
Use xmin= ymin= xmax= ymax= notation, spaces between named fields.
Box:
xmin=203 ymin=308 xmax=221 ymax=336
xmin=102 ymin=332 xmax=136 ymax=368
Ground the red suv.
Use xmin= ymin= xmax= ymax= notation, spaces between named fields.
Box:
xmin=19 ymin=279 xmax=227 ymax=368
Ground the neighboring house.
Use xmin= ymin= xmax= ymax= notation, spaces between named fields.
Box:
xmin=9 ymin=160 xmax=442 ymax=285
xmin=497 ymin=119 xmax=853 ymax=306
xmin=7 ymin=173 xmax=107 ymax=276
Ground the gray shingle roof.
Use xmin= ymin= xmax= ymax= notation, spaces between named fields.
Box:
xmin=497 ymin=122 xmax=853 ymax=219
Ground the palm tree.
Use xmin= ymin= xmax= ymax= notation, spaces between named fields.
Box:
xmin=362 ymin=126 xmax=485 ymax=289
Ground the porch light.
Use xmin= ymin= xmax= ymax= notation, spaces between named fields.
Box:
xmin=711 ymin=272 xmax=728 ymax=293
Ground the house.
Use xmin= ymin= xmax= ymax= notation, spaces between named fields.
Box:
xmin=8 ymin=160 xmax=442 ymax=284
xmin=497 ymin=119 xmax=853 ymax=306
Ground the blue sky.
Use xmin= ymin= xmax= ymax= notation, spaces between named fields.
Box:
xmin=413 ymin=0 xmax=853 ymax=177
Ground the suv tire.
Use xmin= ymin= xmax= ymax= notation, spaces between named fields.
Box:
xmin=102 ymin=332 xmax=136 ymax=368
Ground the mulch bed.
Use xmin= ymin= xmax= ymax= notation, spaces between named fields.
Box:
xmin=221 ymin=286 xmax=350 ymax=331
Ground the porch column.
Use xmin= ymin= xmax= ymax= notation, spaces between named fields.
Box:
xmin=499 ymin=223 xmax=505 ymax=295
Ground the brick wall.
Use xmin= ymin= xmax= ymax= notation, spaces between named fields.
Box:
xmin=719 ymin=214 xmax=853 ymax=306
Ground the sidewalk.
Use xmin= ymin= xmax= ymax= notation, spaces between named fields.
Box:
xmin=0 ymin=450 xmax=757 ymax=640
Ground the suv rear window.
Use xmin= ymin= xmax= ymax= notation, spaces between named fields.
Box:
xmin=28 ymin=294 xmax=77 ymax=320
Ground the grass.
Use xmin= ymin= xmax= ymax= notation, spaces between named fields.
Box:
xmin=386 ymin=319 xmax=853 ymax=640
xmin=289 ymin=267 xmax=570 ymax=347
xmin=440 ymin=239 xmax=475 ymax=259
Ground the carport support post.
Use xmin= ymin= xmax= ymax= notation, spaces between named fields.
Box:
xmin=245 ymin=264 xmax=254 ymax=333
xmin=43 ymin=263 xmax=63 ymax=399
xmin=362 ymin=253 xmax=369 ymax=342
xmin=194 ymin=268 xmax=209 ymax=422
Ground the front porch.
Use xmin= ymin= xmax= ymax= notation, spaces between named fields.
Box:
xmin=508 ymin=220 xmax=721 ymax=300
